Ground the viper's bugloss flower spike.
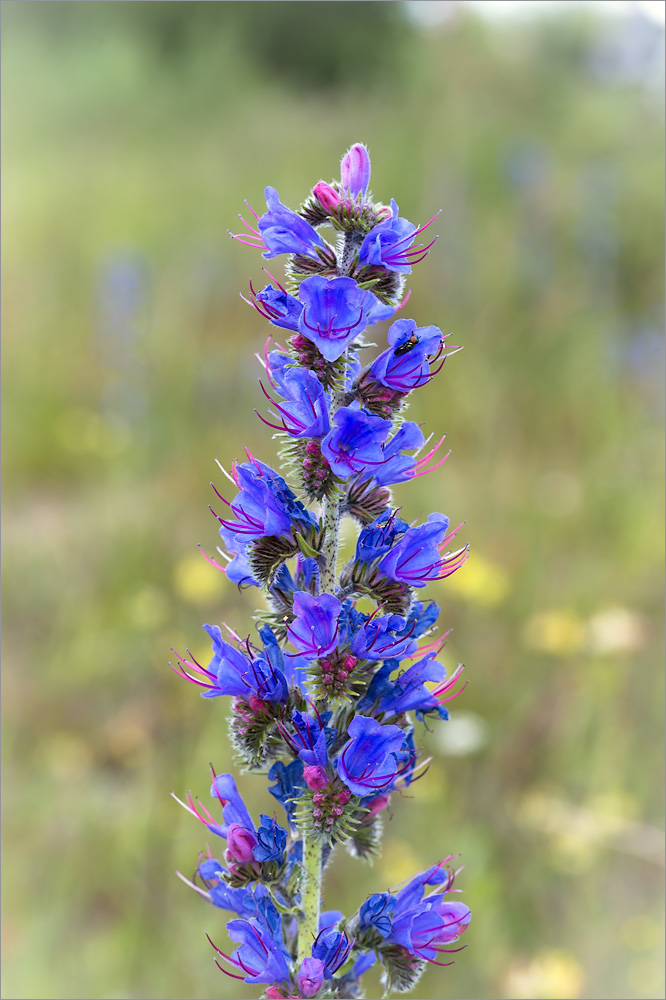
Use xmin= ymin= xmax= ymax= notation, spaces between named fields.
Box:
xmin=174 ymin=144 xmax=471 ymax=998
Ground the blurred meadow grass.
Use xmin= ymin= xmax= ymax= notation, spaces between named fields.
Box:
xmin=1 ymin=3 xmax=664 ymax=998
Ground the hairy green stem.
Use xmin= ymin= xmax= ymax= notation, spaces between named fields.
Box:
xmin=297 ymin=383 xmax=345 ymax=964
xmin=297 ymin=832 xmax=323 ymax=964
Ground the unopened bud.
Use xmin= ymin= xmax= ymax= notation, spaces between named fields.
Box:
xmin=312 ymin=181 xmax=340 ymax=212
xmin=340 ymin=143 xmax=371 ymax=198
xmin=304 ymin=765 xmax=330 ymax=791
xmin=297 ymin=957 xmax=325 ymax=998
xmin=225 ymin=823 xmax=257 ymax=864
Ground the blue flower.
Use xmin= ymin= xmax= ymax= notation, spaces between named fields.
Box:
xmin=359 ymin=864 xmax=471 ymax=962
xmin=197 ymin=858 xmax=263 ymax=916
xmin=209 ymin=772 xmax=256 ymax=836
xmin=222 ymin=542 xmax=260 ymax=588
xmin=197 ymin=625 xmax=289 ymax=703
xmin=286 ymin=709 xmax=338 ymax=771
xmin=402 ymin=599 xmax=441 ymax=638
xmin=370 ymin=319 xmax=444 ymax=392
xmin=378 ymin=513 xmax=463 ymax=588
xmin=321 ymin=404 xmax=392 ymax=479
xmin=262 ymin=355 xmax=330 ymax=438
xmin=359 ymin=892 xmax=395 ymax=938
xmin=355 ymin=510 xmax=410 ymax=563
xmin=287 ymin=592 xmax=341 ymax=659
xmin=312 ymin=923 xmax=352 ymax=978
xmin=358 ymin=199 xmax=435 ymax=274
xmin=252 ymin=814 xmax=287 ymax=864
xmin=351 ymin=613 xmax=418 ymax=661
xmin=258 ymin=186 xmax=328 ymax=260
xmin=341 ymin=143 xmax=371 ymax=199
xmin=219 ymin=457 xmax=317 ymax=543
xmin=245 ymin=282 xmax=303 ymax=331
xmin=268 ymin=759 xmax=305 ymax=828
xmin=225 ymin=901 xmax=291 ymax=984
xmin=336 ymin=715 xmax=406 ymax=797
xmin=370 ymin=420 xmax=425 ymax=487
xmin=376 ymin=655 xmax=449 ymax=721
xmin=257 ymin=623 xmax=309 ymax=692
xmin=389 ymin=865 xmax=471 ymax=960
xmin=298 ymin=275 xmax=368 ymax=362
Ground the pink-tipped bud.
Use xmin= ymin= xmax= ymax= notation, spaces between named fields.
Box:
xmin=225 ymin=823 xmax=257 ymax=864
xmin=266 ymin=988 xmax=285 ymax=1000
xmin=365 ymin=794 xmax=391 ymax=819
xmin=337 ymin=787 xmax=352 ymax=806
xmin=303 ymin=765 xmax=330 ymax=791
xmin=340 ymin=143 xmax=371 ymax=198
xmin=249 ymin=694 xmax=267 ymax=714
xmin=297 ymin=957 xmax=325 ymax=998
xmin=313 ymin=181 xmax=340 ymax=213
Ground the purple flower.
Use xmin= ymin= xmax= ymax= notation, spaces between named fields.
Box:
xmin=336 ymin=715 xmax=406 ymax=797
xmin=252 ymin=814 xmax=287 ymax=864
xmin=298 ymin=275 xmax=368 ymax=362
xmin=370 ymin=420 xmax=425 ymax=487
xmin=298 ymin=957 xmax=325 ymax=998
xmin=258 ymin=186 xmax=328 ymax=259
xmin=287 ymin=592 xmax=341 ymax=658
xmin=321 ymin=404 xmax=391 ymax=479
xmin=377 ymin=513 xmax=467 ymax=588
xmin=358 ymin=200 xmax=437 ymax=274
xmin=341 ymin=143 xmax=371 ymax=199
xmin=355 ymin=510 xmax=410 ymax=563
xmin=217 ymin=457 xmax=317 ymax=543
xmin=370 ymin=318 xmax=445 ymax=392
xmin=246 ymin=282 xmax=303 ymax=331
xmin=351 ymin=613 xmax=418 ymax=661
xmin=261 ymin=354 xmax=330 ymax=438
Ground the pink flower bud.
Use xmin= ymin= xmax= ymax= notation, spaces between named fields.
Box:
xmin=265 ymin=988 xmax=285 ymax=999
xmin=225 ymin=823 xmax=257 ymax=864
xmin=312 ymin=181 xmax=340 ymax=212
xmin=365 ymin=794 xmax=390 ymax=818
xmin=303 ymin=765 xmax=330 ymax=791
xmin=336 ymin=787 xmax=352 ymax=805
xmin=340 ymin=143 xmax=371 ymax=198
xmin=249 ymin=694 xmax=267 ymax=713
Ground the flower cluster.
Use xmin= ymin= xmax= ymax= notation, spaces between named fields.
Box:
xmin=174 ymin=144 xmax=470 ymax=998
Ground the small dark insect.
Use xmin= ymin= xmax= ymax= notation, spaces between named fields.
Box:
xmin=394 ymin=333 xmax=419 ymax=356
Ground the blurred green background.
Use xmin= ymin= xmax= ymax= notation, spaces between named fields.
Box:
xmin=2 ymin=2 xmax=664 ymax=998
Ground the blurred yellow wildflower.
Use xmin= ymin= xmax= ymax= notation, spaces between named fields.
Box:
xmin=522 ymin=610 xmax=586 ymax=655
xmin=505 ymin=949 xmax=583 ymax=999
xmin=444 ymin=552 xmax=510 ymax=606
xmin=173 ymin=551 xmax=223 ymax=605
